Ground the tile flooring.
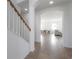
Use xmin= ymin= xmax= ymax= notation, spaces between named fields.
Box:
xmin=25 ymin=34 xmax=72 ymax=59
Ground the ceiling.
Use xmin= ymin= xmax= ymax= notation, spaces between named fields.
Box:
xmin=17 ymin=0 xmax=72 ymax=12
xmin=17 ymin=0 xmax=29 ymax=14
xmin=36 ymin=0 xmax=72 ymax=11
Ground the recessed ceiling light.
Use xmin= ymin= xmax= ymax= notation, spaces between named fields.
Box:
xmin=49 ymin=1 xmax=54 ymax=5
xmin=25 ymin=8 xmax=28 ymax=11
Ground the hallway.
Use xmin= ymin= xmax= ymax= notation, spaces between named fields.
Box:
xmin=25 ymin=33 xmax=72 ymax=59
xmin=7 ymin=0 xmax=72 ymax=59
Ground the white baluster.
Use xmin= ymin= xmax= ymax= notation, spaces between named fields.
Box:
xmin=24 ymin=24 xmax=29 ymax=41
xmin=12 ymin=7 xmax=15 ymax=32
xmin=16 ymin=15 xmax=19 ymax=35
xmin=22 ymin=22 xmax=24 ymax=39
xmin=24 ymin=24 xmax=26 ymax=40
xmin=18 ymin=17 xmax=20 ymax=36
xmin=9 ymin=5 xmax=14 ymax=32
xmin=14 ymin=10 xmax=17 ymax=34
xmin=7 ymin=2 xmax=10 ymax=31
xmin=20 ymin=20 xmax=22 ymax=37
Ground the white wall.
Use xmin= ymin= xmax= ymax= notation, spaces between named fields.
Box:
xmin=7 ymin=31 xmax=30 ymax=59
xmin=28 ymin=0 xmax=38 ymax=51
xmin=35 ymin=12 xmax=41 ymax=42
xmin=63 ymin=3 xmax=72 ymax=48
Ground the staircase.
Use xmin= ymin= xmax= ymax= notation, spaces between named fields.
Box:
xmin=7 ymin=0 xmax=31 ymax=41
xmin=7 ymin=0 xmax=31 ymax=59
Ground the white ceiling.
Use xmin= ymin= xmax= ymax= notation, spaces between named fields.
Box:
xmin=36 ymin=0 xmax=72 ymax=11
xmin=17 ymin=0 xmax=72 ymax=12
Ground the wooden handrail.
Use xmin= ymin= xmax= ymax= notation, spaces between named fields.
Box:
xmin=8 ymin=0 xmax=31 ymax=31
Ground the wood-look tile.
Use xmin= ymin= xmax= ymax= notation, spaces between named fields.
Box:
xmin=25 ymin=34 xmax=72 ymax=59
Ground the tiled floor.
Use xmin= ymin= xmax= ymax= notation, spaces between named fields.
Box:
xmin=25 ymin=34 xmax=72 ymax=59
